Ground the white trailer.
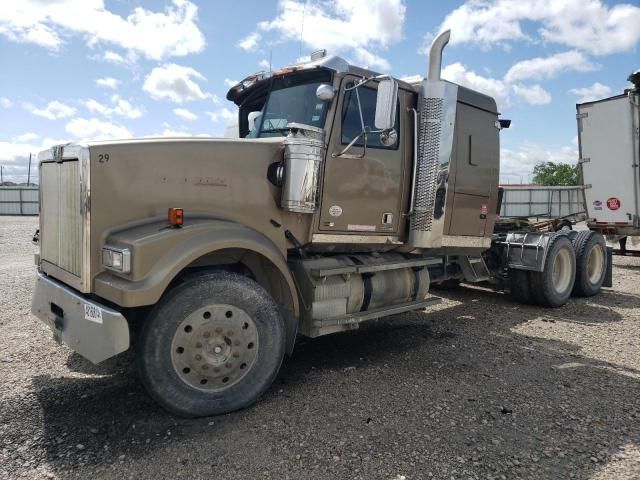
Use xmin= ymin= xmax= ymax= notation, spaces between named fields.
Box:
xmin=577 ymin=90 xmax=640 ymax=248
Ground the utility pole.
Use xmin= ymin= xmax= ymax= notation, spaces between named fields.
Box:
xmin=27 ymin=153 xmax=32 ymax=186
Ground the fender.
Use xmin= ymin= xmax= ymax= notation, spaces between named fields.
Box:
xmin=94 ymin=219 xmax=299 ymax=350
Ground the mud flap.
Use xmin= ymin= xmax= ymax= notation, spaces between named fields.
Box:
xmin=603 ymin=247 xmax=613 ymax=288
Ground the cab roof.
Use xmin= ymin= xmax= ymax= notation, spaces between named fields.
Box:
xmin=226 ymin=52 xmax=416 ymax=105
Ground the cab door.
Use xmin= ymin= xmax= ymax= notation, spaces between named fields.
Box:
xmin=319 ymin=77 xmax=405 ymax=234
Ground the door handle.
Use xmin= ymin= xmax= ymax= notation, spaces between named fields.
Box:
xmin=468 ymin=135 xmax=478 ymax=166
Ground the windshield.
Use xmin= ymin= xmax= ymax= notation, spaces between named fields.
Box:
xmin=248 ymin=70 xmax=332 ymax=138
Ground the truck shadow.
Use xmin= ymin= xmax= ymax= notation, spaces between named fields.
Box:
xmin=13 ymin=284 xmax=640 ymax=479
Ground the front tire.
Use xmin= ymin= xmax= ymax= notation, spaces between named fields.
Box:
xmin=572 ymin=230 xmax=607 ymax=297
xmin=137 ymin=271 xmax=286 ymax=417
xmin=529 ymin=234 xmax=576 ymax=307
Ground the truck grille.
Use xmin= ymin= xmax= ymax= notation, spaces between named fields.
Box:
xmin=38 ymin=145 xmax=90 ymax=291
xmin=40 ymin=160 xmax=82 ymax=275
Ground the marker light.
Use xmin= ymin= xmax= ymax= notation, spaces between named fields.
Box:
xmin=168 ymin=207 xmax=183 ymax=227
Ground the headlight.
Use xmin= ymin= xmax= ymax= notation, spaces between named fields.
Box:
xmin=102 ymin=246 xmax=131 ymax=273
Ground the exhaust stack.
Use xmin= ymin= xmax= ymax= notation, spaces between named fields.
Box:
xmin=408 ymin=29 xmax=459 ymax=249
xmin=427 ymin=30 xmax=451 ymax=81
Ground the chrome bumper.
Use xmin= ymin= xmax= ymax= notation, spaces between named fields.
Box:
xmin=31 ymin=271 xmax=130 ymax=364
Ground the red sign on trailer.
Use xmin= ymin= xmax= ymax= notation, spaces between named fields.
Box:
xmin=606 ymin=197 xmax=621 ymax=211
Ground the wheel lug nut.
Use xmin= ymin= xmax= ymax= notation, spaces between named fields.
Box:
xmin=202 ymin=364 xmax=208 ymax=370
xmin=225 ymin=362 xmax=232 ymax=369
xmin=195 ymin=354 xmax=202 ymax=360
xmin=195 ymin=342 xmax=202 ymax=348
xmin=214 ymin=367 xmax=221 ymax=373
xmin=233 ymin=340 xmax=240 ymax=346
xmin=203 ymin=332 xmax=211 ymax=338
xmin=232 ymin=352 xmax=240 ymax=358
xmin=215 ymin=327 xmax=223 ymax=334
xmin=227 ymin=330 xmax=234 ymax=336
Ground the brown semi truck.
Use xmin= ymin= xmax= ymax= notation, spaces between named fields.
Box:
xmin=31 ymin=31 xmax=610 ymax=417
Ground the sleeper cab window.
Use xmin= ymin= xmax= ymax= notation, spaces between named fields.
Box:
xmin=341 ymin=83 xmax=400 ymax=150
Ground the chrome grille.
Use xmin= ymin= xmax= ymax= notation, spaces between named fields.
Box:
xmin=38 ymin=144 xmax=90 ymax=292
xmin=412 ymin=97 xmax=443 ymax=232
xmin=40 ymin=160 xmax=82 ymax=276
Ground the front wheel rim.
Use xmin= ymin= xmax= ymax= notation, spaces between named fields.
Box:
xmin=170 ymin=304 xmax=259 ymax=392
xmin=586 ymin=244 xmax=605 ymax=284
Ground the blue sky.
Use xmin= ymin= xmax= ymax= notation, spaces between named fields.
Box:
xmin=1 ymin=0 xmax=639 ymax=183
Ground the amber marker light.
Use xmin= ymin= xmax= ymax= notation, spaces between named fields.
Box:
xmin=168 ymin=207 xmax=184 ymax=227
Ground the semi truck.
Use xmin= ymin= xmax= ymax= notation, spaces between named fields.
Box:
xmin=577 ymin=76 xmax=640 ymax=254
xmin=31 ymin=31 xmax=610 ymax=417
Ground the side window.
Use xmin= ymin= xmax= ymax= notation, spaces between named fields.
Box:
xmin=341 ymin=84 xmax=399 ymax=150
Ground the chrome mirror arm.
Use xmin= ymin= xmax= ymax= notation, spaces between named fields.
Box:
xmin=332 ymin=130 xmax=368 ymax=158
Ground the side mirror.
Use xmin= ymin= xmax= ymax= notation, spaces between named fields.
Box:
xmin=374 ymin=79 xmax=398 ymax=130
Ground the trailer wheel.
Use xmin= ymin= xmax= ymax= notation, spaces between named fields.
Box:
xmin=508 ymin=268 xmax=534 ymax=304
xmin=571 ymin=230 xmax=607 ymax=297
xmin=529 ymin=234 xmax=576 ymax=307
xmin=137 ymin=271 xmax=285 ymax=417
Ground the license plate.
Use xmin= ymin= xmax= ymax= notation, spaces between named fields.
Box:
xmin=84 ymin=303 xmax=103 ymax=324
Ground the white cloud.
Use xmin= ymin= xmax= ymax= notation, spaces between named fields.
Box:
xmin=65 ymin=117 xmax=131 ymax=141
xmin=569 ymin=82 xmax=612 ymax=103
xmin=102 ymin=50 xmax=128 ymax=64
xmin=246 ymin=0 xmax=406 ymax=70
xmin=14 ymin=132 xmax=39 ymax=143
xmin=224 ymin=78 xmax=239 ymax=88
xmin=504 ymin=51 xmax=597 ymax=83
xmin=205 ymin=107 xmax=236 ymax=123
xmin=0 ymin=0 xmax=205 ymax=60
xmin=442 ymin=63 xmax=510 ymax=110
xmin=173 ymin=108 xmax=197 ymax=121
xmin=511 ymin=84 xmax=552 ymax=105
xmin=238 ymin=32 xmax=261 ymax=51
xmin=420 ymin=63 xmax=556 ymax=110
xmin=500 ymin=142 xmax=578 ymax=183
xmin=84 ymin=95 xmax=143 ymax=119
xmin=95 ymin=77 xmax=120 ymax=89
xmin=429 ymin=0 xmax=640 ymax=56
xmin=26 ymin=100 xmax=76 ymax=120
xmin=143 ymin=64 xmax=209 ymax=103
xmin=259 ymin=59 xmax=270 ymax=69
xmin=0 ymin=97 xmax=13 ymax=108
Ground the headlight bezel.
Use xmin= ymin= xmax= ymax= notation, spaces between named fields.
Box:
xmin=102 ymin=246 xmax=131 ymax=274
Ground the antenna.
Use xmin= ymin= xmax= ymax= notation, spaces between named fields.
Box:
xmin=269 ymin=49 xmax=272 ymax=73
xmin=299 ymin=0 xmax=307 ymax=59
xmin=27 ymin=153 xmax=32 ymax=186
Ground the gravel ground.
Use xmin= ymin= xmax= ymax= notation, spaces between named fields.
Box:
xmin=1 ymin=215 xmax=639 ymax=480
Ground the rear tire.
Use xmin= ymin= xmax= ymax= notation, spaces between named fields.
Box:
xmin=529 ymin=234 xmax=576 ymax=307
xmin=572 ymin=230 xmax=607 ymax=297
xmin=137 ymin=271 xmax=286 ymax=417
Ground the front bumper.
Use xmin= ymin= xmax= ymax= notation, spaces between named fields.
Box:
xmin=31 ymin=271 xmax=130 ymax=364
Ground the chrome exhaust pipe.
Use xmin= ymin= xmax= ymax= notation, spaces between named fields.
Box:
xmin=427 ymin=30 xmax=451 ymax=81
